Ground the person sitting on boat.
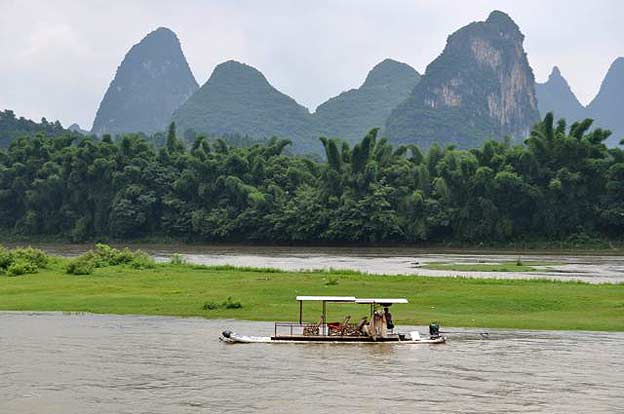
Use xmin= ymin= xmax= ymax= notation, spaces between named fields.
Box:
xmin=384 ymin=307 xmax=394 ymax=331
xmin=357 ymin=316 xmax=369 ymax=336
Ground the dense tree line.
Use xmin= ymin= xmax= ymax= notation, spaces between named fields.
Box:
xmin=0 ymin=114 xmax=622 ymax=243
xmin=0 ymin=110 xmax=72 ymax=148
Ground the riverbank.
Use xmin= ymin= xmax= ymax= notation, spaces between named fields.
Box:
xmin=2 ymin=236 xmax=624 ymax=254
xmin=1 ymin=258 xmax=622 ymax=331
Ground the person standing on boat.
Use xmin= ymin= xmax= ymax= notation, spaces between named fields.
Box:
xmin=384 ymin=307 xmax=394 ymax=331
xmin=370 ymin=310 xmax=387 ymax=339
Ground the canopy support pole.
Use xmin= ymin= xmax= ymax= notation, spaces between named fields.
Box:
xmin=299 ymin=300 xmax=302 ymax=325
xmin=322 ymin=301 xmax=327 ymax=336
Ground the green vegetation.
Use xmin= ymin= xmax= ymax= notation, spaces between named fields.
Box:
xmin=0 ymin=113 xmax=623 ymax=244
xmin=171 ymin=60 xmax=314 ymax=153
xmin=66 ymin=244 xmax=154 ymax=275
xmin=313 ymin=59 xmax=420 ymax=145
xmin=0 ymin=255 xmax=622 ymax=331
xmin=420 ymin=260 xmax=559 ymax=272
xmin=0 ymin=246 xmax=48 ymax=276
xmin=202 ymin=296 xmax=243 ymax=311
xmin=0 ymin=109 xmax=74 ymax=147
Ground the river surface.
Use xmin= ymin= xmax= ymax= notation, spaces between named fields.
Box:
xmin=1 ymin=312 xmax=623 ymax=413
xmin=17 ymin=243 xmax=624 ymax=283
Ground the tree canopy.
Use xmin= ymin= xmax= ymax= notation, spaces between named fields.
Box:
xmin=0 ymin=114 xmax=622 ymax=243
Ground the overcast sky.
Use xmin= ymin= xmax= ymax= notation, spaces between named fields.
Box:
xmin=1 ymin=0 xmax=622 ymax=129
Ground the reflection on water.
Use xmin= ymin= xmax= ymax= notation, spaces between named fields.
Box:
xmin=1 ymin=313 xmax=623 ymax=413
xmin=12 ymin=243 xmax=624 ymax=283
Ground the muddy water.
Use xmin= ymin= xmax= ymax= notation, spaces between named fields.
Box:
xmin=1 ymin=313 xmax=623 ymax=413
xmin=20 ymin=243 xmax=624 ymax=283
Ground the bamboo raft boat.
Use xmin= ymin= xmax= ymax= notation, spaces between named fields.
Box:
xmin=220 ymin=296 xmax=447 ymax=344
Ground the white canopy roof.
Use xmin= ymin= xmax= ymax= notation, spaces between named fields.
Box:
xmin=295 ymin=296 xmax=408 ymax=304
xmin=296 ymin=296 xmax=357 ymax=302
xmin=355 ymin=298 xmax=409 ymax=304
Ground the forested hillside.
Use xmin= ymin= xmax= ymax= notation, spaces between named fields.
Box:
xmin=171 ymin=60 xmax=314 ymax=153
xmin=0 ymin=114 xmax=622 ymax=243
xmin=312 ymin=59 xmax=420 ymax=144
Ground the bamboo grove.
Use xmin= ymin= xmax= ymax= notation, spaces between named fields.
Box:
xmin=0 ymin=113 xmax=622 ymax=243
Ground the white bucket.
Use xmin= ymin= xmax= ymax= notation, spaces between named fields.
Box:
xmin=409 ymin=331 xmax=421 ymax=341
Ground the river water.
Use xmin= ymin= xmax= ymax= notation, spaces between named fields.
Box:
xmin=1 ymin=312 xmax=623 ymax=413
xmin=19 ymin=243 xmax=624 ymax=283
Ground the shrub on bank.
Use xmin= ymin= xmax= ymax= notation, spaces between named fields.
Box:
xmin=7 ymin=259 xmax=38 ymax=276
xmin=201 ymin=297 xmax=243 ymax=311
xmin=11 ymin=247 xmax=49 ymax=269
xmin=66 ymin=256 xmax=96 ymax=275
xmin=0 ymin=245 xmax=49 ymax=276
xmin=66 ymin=244 xmax=155 ymax=275
xmin=127 ymin=250 xmax=155 ymax=269
xmin=223 ymin=296 xmax=243 ymax=309
xmin=202 ymin=301 xmax=219 ymax=310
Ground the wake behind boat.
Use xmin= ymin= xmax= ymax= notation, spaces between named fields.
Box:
xmin=220 ymin=296 xmax=446 ymax=344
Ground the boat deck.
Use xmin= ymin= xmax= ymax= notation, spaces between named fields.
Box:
xmin=272 ymin=335 xmax=407 ymax=342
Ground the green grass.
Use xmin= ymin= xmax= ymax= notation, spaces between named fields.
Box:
xmin=420 ymin=261 xmax=559 ymax=272
xmin=0 ymin=258 xmax=622 ymax=331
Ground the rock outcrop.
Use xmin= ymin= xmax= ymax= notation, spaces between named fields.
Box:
xmin=68 ymin=123 xmax=89 ymax=135
xmin=385 ymin=11 xmax=540 ymax=148
xmin=92 ymin=27 xmax=198 ymax=136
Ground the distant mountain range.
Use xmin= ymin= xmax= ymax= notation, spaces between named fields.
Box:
xmin=170 ymin=58 xmax=422 ymax=152
xmin=85 ymin=11 xmax=624 ymax=150
xmin=4 ymin=11 xmax=621 ymax=151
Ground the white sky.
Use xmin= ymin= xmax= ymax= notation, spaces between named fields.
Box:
xmin=1 ymin=0 xmax=622 ymax=129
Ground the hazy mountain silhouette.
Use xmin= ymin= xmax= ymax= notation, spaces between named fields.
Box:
xmin=587 ymin=57 xmax=624 ymax=146
xmin=535 ymin=66 xmax=585 ymax=124
xmin=92 ymin=27 xmax=198 ymax=136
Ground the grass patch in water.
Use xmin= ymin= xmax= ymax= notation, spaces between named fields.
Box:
xmin=420 ymin=260 xmax=560 ymax=273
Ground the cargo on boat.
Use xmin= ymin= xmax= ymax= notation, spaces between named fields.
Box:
xmin=220 ymin=296 xmax=446 ymax=344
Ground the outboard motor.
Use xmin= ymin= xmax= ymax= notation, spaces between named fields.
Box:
xmin=429 ymin=322 xmax=440 ymax=339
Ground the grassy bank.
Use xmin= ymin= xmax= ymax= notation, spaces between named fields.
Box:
xmin=1 ymin=258 xmax=622 ymax=331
